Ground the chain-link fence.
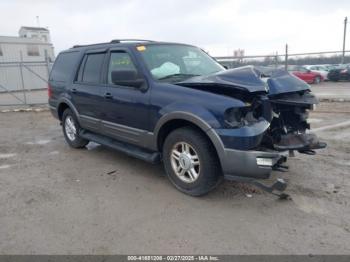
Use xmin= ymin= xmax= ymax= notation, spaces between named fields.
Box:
xmin=0 ymin=60 xmax=52 ymax=106
xmin=215 ymin=50 xmax=350 ymax=69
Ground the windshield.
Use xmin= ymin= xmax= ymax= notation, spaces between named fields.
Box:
xmin=138 ymin=44 xmax=225 ymax=81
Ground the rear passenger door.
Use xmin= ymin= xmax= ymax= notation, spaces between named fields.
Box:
xmin=71 ymin=50 xmax=107 ymax=132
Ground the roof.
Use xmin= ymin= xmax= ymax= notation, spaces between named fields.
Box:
xmin=20 ymin=26 xmax=49 ymax=32
xmin=68 ymin=39 xmax=193 ymax=52
xmin=0 ymin=35 xmax=52 ymax=45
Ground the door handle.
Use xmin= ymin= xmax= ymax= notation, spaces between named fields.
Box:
xmin=104 ymin=92 xmax=113 ymax=99
xmin=71 ymin=88 xmax=77 ymax=93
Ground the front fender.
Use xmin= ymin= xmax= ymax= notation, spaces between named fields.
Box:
xmin=158 ymin=103 xmax=222 ymax=130
xmin=149 ymin=109 xmax=225 ymax=157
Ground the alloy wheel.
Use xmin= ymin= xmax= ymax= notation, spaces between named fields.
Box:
xmin=170 ymin=142 xmax=200 ymax=183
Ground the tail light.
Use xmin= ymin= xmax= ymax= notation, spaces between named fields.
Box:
xmin=48 ymin=84 xmax=52 ymax=98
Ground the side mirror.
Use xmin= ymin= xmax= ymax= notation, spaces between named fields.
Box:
xmin=111 ymin=70 xmax=145 ymax=88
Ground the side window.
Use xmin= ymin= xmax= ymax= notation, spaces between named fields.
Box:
xmin=107 ymin=52 xmax=136 ymax=84
xmin=81 ymin=53 xmax=105 ymax=83
xmin=50 ymin=51 xmax=80 ymax=82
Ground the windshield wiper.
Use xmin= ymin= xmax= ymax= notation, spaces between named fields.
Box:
xmin=158 ymin=73 xmax=199 ymax=80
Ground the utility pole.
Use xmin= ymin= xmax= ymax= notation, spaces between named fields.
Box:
xmin=284 ymin=44 xmax=288 ymax=70
xmin=341 ymin=16 xmax=347 ymax=64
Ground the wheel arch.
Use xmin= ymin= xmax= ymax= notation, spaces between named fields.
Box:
xmin=154 ymin=112 xmax=226 ymax=168
xmin=57 ymin=98 xmax=79 ymax=121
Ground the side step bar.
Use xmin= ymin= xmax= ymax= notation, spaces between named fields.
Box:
xmin=79 ymin=130 xmax=161 ymax=164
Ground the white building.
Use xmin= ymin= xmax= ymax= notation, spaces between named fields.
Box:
xmin=0 ymin=26 xmax=55 ymax=62
xmin=0 ymin=27 xmax=55 ymax=93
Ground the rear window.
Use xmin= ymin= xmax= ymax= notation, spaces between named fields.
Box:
xmin=50 ymin=51 xmax=80 ymax=82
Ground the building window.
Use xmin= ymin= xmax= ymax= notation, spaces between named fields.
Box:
xmin=27 ymin=45 xmax=40 ymax=56
xmin=0 ymin=45 xmax=3 ymax=56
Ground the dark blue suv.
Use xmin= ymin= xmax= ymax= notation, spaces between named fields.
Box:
xmin=49 ymin=39 xmax=326 ymax=197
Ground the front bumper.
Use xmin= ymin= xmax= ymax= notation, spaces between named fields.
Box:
xmin=221 ymin=148 xmax=288 ymax=179
xmin=207 ymin=120 xmax=287 ymax=180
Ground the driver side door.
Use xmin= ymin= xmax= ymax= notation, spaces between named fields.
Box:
xmin=100 ymin=49 xmax=151 ymax=146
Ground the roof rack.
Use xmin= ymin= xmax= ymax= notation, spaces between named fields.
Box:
xmin=72 ymin=42 xmax=110 ymax=48
xmin=110 ymin=39 xmax=155 ymax=43
xmin=71 ymin=39 xmax=155 ymax=49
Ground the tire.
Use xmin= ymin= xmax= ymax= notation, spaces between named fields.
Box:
xmin=313 ymin=76 xmax=321 ymax=84
xmin=62 ymin=108 xmax=89 ymax=148
xmin=162 ymin=127 xmax=222 ymax=196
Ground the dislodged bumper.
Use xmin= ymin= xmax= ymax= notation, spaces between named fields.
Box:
xmin=209 ymin=119 xmax=287 ymax=180
xmin=221 ymin=147 xmax=287 ymax=179
xmin=214 ymin=119 xmax=270 ymax=150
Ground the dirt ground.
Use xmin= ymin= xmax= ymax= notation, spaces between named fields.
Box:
xmin=0 ymin=102 xmax=349 ymax=254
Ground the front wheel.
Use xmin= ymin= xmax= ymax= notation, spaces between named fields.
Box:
xmin=162 ymin=127 xmax=222 ymax=196
xmin=62 ymin=108 xmax=89 ymax=148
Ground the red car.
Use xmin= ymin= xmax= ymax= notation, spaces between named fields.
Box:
xmin=288 ymin=66 xmax=323 ymax=84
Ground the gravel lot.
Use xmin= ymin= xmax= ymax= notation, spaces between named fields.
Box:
xmin=0 ymin=102 xmax=349 ymax=254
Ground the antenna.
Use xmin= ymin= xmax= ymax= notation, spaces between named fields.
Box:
xmin=36 ymin=16 xmax=40 ymax=27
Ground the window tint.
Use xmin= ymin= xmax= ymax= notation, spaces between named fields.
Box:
xmin=82 ymin=53 xmax=105 ymax=83
xmin=50 ymin=51 xmax=80 ymax=82
xmin=0 ymin=45 xmax=3 ymax=56
xmin=107 ymin=52 xmax=136 ymax=84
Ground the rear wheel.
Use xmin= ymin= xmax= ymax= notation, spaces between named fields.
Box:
xmin=162 ymin=127 xmax=222 ymax=196
xmin=62 ymin=108 xmax=89 ymax=148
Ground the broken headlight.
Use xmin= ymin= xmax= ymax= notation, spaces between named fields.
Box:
xmin=224 ymin=107 xmax=256 ymax=128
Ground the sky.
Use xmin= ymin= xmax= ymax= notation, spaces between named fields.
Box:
xmin=1 ymin=0 xmax=349 ymax=56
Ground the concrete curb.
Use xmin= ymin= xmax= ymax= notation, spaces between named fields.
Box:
xmin=0 ymin=106 xmax=49 ymax=113
xmin=318 ymin=98 xmax=350 ymax=102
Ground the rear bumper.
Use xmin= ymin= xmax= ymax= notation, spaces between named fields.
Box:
xmin=221 ymin=148 xmax=288 ymax=179
xmin=49 ymin=105 xmax=59 ymax=119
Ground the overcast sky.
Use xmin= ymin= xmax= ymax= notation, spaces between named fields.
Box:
xmin=1 ymin=0 xmax=349 ymax=56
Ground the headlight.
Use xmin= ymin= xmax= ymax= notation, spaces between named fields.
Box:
xmin=224 ymin=107 xmax=249 ymax=128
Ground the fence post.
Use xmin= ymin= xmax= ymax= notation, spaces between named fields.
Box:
xmin=284 ymin=44 xmax=288 ymax=71
xmin=19 ymin=51 xmax=27 ymax=105
xmin=45 ymin=50 xmax=50 ymax=79
xmin=275 ymin=51 xmax=278 ymax=69
xmin=341 ymin=16 xmax=347 ymax=64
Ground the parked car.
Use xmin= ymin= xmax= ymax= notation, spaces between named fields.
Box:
xmin=328 ymin=64 xmax=350 ymax=81
xmin=288 ymin=66 xmax=323 ymax=84
xmin=323 ymin=64 xmax=338 ymax=71
xmin=48 ymin=40 xmax=326 ymax=198
xmin=305 ymin=65 xmax=329 ymax=80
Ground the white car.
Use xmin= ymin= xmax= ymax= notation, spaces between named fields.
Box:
xmin=305 ymin=65 xmax=329 ymax=80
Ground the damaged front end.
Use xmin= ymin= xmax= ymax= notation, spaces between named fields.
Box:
xmin=264 ymin=69 xmax=327 ymax=155
xmin=177 ymin=66 xmax=327 ymax=198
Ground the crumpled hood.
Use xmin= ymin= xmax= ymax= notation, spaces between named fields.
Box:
xmin=177 ymin=66 xmax=310 ymax=95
